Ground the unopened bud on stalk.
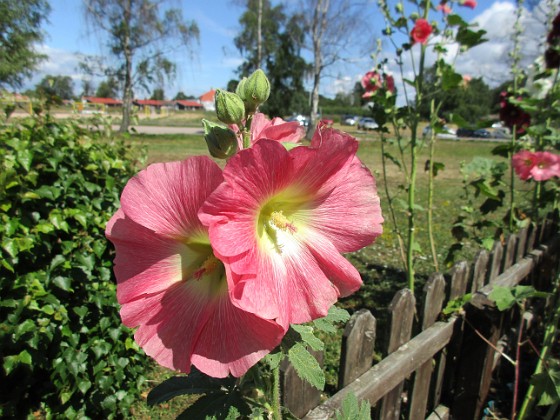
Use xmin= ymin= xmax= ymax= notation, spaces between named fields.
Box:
xmin=215 ymin=89 xmax=245 ymax=125
xmin=202 ymin=119 xmax=239 ymax=159
xmin=236 ymin=69 xmax=270 ymax=113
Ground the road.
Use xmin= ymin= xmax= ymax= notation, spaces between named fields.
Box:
xmin=111 ymin=125 xmax=204 ymax=135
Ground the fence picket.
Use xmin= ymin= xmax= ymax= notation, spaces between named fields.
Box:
xmin=503 ymin=233 xmax=518 ymax=271
xmin=516 ymin=227 xmax=529 ymax=262
xmin=487 ymin=240 xmax=504 ymax=283
xmin=379 ymin=289 xmax=416 ymax=420
xmin=449 ymin=261 xmax=469 ymax=301
xmin=409 ymin=274 xmax=446 ymax=419
xmin=471 ymin=250 xmax=489 ymax=292
xmin=338 ymin=309 xmax=376 ymax=388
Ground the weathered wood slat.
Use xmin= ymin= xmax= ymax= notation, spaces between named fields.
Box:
xmin=503 ymin=233 xmax=518 ymax=271
xmin=516 ymin=227 xmax=529 ymax=262
xmin=471 ymin=250 xmax=489 ymax=292
xmin=338 ymin=309 xmax=376 ymax=388
xmin=426 ymin=404 xmax=450 ymax=420
xmin=409 ymin=274 xmax=446 ymax=419
xmin=449 ymin=261 xmax=469 ymax=301
xmin=487 ymin=240 xmax=504 ymax=283
xmin=303 ymin=320 xmax=457 ymax=420
xmin=380 ymin=289 xmax=416 ymax=420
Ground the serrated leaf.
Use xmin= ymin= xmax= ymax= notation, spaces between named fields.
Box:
xmin=489 ymin=287 xmax=516 ymax=311
xmin=147 ymin=370 xmax=235 ymax=405
xmin=264 ymin=352 xmax=284 ymax=370
xmin=335 ymin=392 xmax=371 ymax=420
xmin=291 ymin=325 xmax=324 ymax=351
xmin=288 ymin=343 xmax=325 ymax=390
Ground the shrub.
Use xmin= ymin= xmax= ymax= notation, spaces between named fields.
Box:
xmin=0 ymin=116 xmax=149 ymax=418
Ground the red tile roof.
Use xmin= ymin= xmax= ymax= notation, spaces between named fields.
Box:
xmin=133 ymin=99 xmax=170 ymax=106
xmin=83 ymin=96 xmax=122 ymax=105
xmin=175 ymin=100 xmax=203 ymax=108
xmin=199 ymin=89 xmax=216 ymax=102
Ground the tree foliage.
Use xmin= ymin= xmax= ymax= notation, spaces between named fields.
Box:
xmin=83 ymin=0 xmax=199 ymax=131
xmin=234 ymin=0 xmax=309 ymax=118
xmin=95 ymin=76 xmax=120 ymax=98
xmin=0 ymin=1 xmax=50 ymax=88
xmin=35 ymin=75 xmax=75 ymax=103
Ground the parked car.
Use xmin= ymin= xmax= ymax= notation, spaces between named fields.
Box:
xmin=422 ymin=125 xmax=457 ymax=140
xmin=456 ymin=128 xmax=477 ymax=137
xmin=457 ymin=127 xmax=492 ymax=138
xmin=286 ymin=114 xmax=310 ymax=127
xmin=357 ymin=117 xmax=378 ymax=130
xmin=492 ymin=127 xmax=511 ymax=139
xmin=473 ymin=129 xmax=491 ymax=138
xmin=341 ymin=114 xmax=361 ymax=126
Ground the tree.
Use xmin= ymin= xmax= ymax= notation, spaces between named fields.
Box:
xmin=234 ymin=0 xmax=309 ymax=117
xmin=0 ymin=1 xmax=50 ymax=89
xmin=173 ymin=91 xmax=195 ymax=100
xmin=83 ymin=0 xmax=199 ymax=132
xmin=150 ymin=87 xmax=164 ymax=101
xmin=294 ymin=0 xmax=367 ymax=135
xmin=95 ymin=76 xmax=120 ymax=98
xmin=35 ymin=75 xmax=75 ymax=103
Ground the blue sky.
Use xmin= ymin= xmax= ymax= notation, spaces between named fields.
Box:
xmin=32 ymin=0 xmax=556 ymax=100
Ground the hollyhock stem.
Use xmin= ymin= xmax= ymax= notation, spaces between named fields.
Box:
xmin=243 ymin=113 xmax=255 ymax=149
xmin=271 ymin=364 xmax=282 ymax=420
xmin=427 ymin=99 xmax=440 ymax=273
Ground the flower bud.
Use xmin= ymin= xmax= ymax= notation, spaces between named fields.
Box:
xmin=215 ymin=89 xmax=245 ymax=125
xmin=237 ymin=69 xmax=270 ymax=113
xmin=202 ymin=119 xmax=239 ymax=159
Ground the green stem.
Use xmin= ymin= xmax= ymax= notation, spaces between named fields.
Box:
xmin=427 ymin=99 xmax=439 ymax=273
xmin=272 ymin=364 xmax=282 ymax=420
xmin=242 ymin=113 xmax=254 ymax=149
xmin=518 ymin=277 xmax=560 ymax=419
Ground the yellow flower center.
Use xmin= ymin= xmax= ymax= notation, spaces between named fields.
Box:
xmin=269 ymin=210 xmax=297 ymax=234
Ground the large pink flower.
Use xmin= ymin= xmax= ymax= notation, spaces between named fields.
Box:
xmin=411 ymin=18 xmax=432 ymax=45
xmin=199 ymin=129 xmax=383 ymax=328
xmin=106 ymin=156 xmax=284 ymax=378
xmin=513 ymin=150 xmax=560 ymax=181
xmin=437 ymin=1 xmax=452 ymax=14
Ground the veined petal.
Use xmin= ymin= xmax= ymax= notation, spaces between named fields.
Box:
xmin=120 ymin=156 xmax=223 ymax=238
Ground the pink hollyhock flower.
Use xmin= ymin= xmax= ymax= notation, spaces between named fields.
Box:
xmin=199 ymin=129 xmax=383 ymax=328
xmin=106 ymin=156 xmax=285 ymax=378
xmin=531 ymin=151 xmax=560 ymax=181
xmin=513 ymin=150 xmax=560 ymax=181
xmin=361 ymin=71 xmax=396 ymax=98
xmin=512 ymin=150 xmax=538 ymax=181
xmin=461 ymin=0 xmax=477 ymax=8
xmin=231 ymin=112 xmax=305 ymax=149
xmin=437 ymin=1 xmax=452 ymax=14
xmin=411 ymin=18 xmax=432 ymax=45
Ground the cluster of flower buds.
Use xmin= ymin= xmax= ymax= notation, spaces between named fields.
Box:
xmin=204 ymin=69 xmax=271 ymax=158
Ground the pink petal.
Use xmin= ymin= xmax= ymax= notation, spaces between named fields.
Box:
xmin=120 ymin=156 xmax=223 ymax=238
xmin=121 ymin=281 xmax=284 ymax=377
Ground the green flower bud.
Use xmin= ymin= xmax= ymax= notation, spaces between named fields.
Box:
xmin=237 ymin=69 xmax=270 ymax=113
xmin=202 ymin=119 xmax=239 ymax=159
xmin=215 ymin=89 xmax=245 ymax=125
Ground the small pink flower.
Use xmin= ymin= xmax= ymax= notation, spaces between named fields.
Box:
xmin=361 ymin=71 xmax=395 ymax=98
xmin=513 ymin=150 xmax=538 ymax=180
xmin=231 ymin=112 xmax=305 ymax=149
xmin=106 ymin=157 xmax=285 ymax=378
xmin=531 ymin=151 xmax=560 ymax=181
xmin=513 ymin=150 xmax=560 ymax=181
xmin=411 ymin=19 xmax=433 ymax=45
xmin=461 ymin=0 xmax=477 ymax=8
xmin=199 ymin=130 xmax=383 ymax=328
xmin=437 ymin=1 xmax=452 ymax=14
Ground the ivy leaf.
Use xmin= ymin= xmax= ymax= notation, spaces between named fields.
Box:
xmin=288 ymin=343 xmax=325 ymax=390
xmin=53 ymin=276 xmax=73 ymax=292
xmin=488 ymin=287 xmax=516 ymax=311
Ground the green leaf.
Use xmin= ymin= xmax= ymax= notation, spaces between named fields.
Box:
xmin=177 ymin=391 xmax=249 ymax=420
xmin=147 ymin=370 xmax=235 ymax=405
xmin=53 ymin=276 xmax=72 ymax=292
xmin=456 ymin=27 xmax=487 ymax=49
xmin=335 ymin=392 xmax=371 ymax=420
xmin=17 ymin=149 xmax=33 ymax=172
xmin=291 ymin=325 xmax=324 ymax=351
xmin=288 ymin=343 xmax=325 ymax=390
xmin=489 ymin=287 xmax=516 ymax=311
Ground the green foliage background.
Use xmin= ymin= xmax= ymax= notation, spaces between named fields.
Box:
xmin=0 ymin=116 xmax=150 ymax=418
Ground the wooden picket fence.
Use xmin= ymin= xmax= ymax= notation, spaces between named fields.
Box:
xmin=281 ymin=217 xmax=560 ymax=419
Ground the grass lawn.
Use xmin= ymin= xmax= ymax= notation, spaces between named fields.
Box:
xmin=122 ymin=127 xmax=528 ymax=416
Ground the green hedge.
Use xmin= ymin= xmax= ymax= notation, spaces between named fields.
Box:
xmin=0 ymin=116 xmax=150 ymax=418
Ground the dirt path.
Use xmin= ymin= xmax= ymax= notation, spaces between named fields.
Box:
xmin=111 ymin=125 xmax=203 ymax=135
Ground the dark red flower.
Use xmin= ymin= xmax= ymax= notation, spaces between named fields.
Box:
xmin=499 ymin=92 xmax=530 ymax=134
xmin=545 ymin=12 xmax=560 ymax=69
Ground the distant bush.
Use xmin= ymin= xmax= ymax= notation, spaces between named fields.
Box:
xmin=0 ymin=116 xmax=149 ymax=418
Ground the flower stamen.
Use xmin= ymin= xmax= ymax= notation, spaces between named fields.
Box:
xmin=192 ymin=255 xmax=220 ymax=280
xmin=269 ymin=211 xmax=297 ymax=234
